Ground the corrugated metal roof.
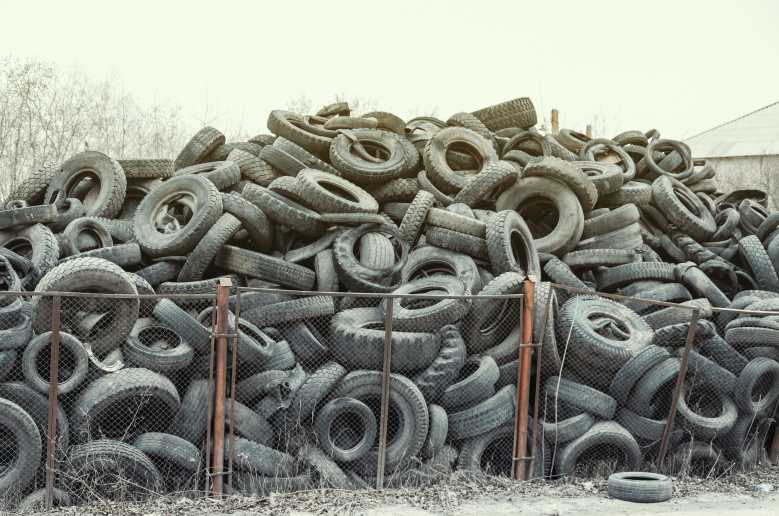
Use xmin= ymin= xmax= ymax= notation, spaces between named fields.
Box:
xmin=685 ymin=101 xmax=779 ymax=158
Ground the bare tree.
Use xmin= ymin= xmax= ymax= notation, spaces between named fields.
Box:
xmin=0 ymin=57 xmax=187 ymax=200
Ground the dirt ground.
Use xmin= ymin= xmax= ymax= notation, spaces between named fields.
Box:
xmin=17 ymin=466 xmax=779 ymax=515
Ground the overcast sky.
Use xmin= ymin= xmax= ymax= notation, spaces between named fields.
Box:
xmin=1 ymin=0 xmax=777 ymax=140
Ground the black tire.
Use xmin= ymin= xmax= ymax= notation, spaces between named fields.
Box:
xmin=134 ymin=174 xmax=223 ymax=257
xmin=544 ymin=256 xmax=593 ymax=292
xmin=401 ymin=245 xmax=481 ymax=293
xmin=698 ymin=334 xmax=748 ymax=375
xmin=330 ymin=129 xmax=417 ymax=185
xmin=0 ymin=223 xmax=59 ymax=289
xmin=0 ymin=382 xmax=69 ymax=453
xmin=215 ymin=244 xmax=315 ymax=290
xmin=557 ymin=295 xmax=653 ymax=373
xmin=174 ymin=161 xmax=240 ymax=191
xmin=677 ymin=384 xmax=738 ymax=440
xmin=177 ymin=213 xmax=241 ymax=282
xmin=32 ymin=257 xmax=139 ymax=356
xmin=453 ymin=161 xmax=517 ymax=207
xmin=424 ymin=127 xmax=498 ymax=192
xmin=628 ymin=358 xmax=681 ymax=418
xmin=332 ymin=370 xmax=429 ymax=472
xmin=440 ymin=354 xmax=499 ymax=411
xmin=572 ymin=161 xmax=623 ymax=196
xmin=71 ymin=367 xmax=180 ymax=442
xmin=387 ymin=276 xmax=470 ymax=332
xmin=225 ymin=399 xmax=275 ymax=447
xmin=486 ymin=210 xmax=541 ymax=276
xmin=0 ymin=203 xmax=57 ymax=230
xmin=124 ymin=325 xmax=194 ymax=373
xmin=739 ymin=235 xmax=779 ymax=292
xmin=267 ymin=110 xmax=333 ymax=160
xmin=59 ymin=216 xmax=113 ymax=257
xmin=425 ymin=226 xmax=488 ymax=260
xmin=576 ymin=222 xmax=643 ymax=251
xmin=682 ymin=349 xmax=737 ymax=395
xmin=544 ymin=376 xmax=617 ymax=419
xmin=331 ymin=307 xmax=440 ymax=372
xmin=524 ymin=157 xmax=598 ymax=211
xmin=299 ymin=444 xmax=354 ymax=489
xmin=607 ymin=472 xmax=672 ymax=503
xmin=562 ymin=248 xmax=640 ymax=270
xmin=22 ymin=331 xmax=89 ymax=395
xmin=273 ymin=136 xmax=341 ymax=176
xmin=369 ymin=177 xmax=419 ymax=203
xmin=0 ymin=397 xmax=42 ymax=494
xmin=168 ymin=379 xmax=210 ymax=445
xmin=243 ymin=183 xmax=324 ymax=237
xmin=174 ymin=126 xmax=225 ymax=170
xmin=652 ymin=176 xmax=716 ymax=241
xmin=4 ymin=161 xmax=58 ymax=206
xmin=471 ymin=97 xmax=536 ymax=131
xmin=46 ymin=151 xmax=126 ymax=218
xmin=315 ymin=249 xmax=339 ymax=292
xmin=733 ymin=357 xmax=779 ymax=415
xmin=541 ymin=411 xmax=595 ymax=445
xmin=595 ymin=262 xmax=676 ymax=291
xmin=609 ymin=345 xmax=670 ymax=406
xmin=296 ymin=169 xmax=378 ymax=214
xmin=66 ymin=439 xmax=162 ymax=501
xmin=48 ymin=197 xmax=86 ymax=232
xmin=582 ymin=205 xmax=640 ymax=239
xmin=555 ymin=421 xmax=642 ymax=476
xmin=60 ymin=242 xmax=142 ymax=268
xmin=580 ymin=139 xmax=636 ymax=182
xmin=398 ymin=191 xmax=436 ymax=245
xmin=496 ymin=177 xmax=584 ymax=255
xmin=315 ymin=397 xmax=377 ymax=463
xmin=135 ymin=260 xmax=181 ymax=287
xmin=132 ymin=432 xmax=201 ymax=481
xmin=421 ymin=403 xmax=448 ymax=459
xmin=417 ymin=170 xmax=455 ymax=206
xmin=413 ymin=325 xmax=467 ymax=402
xmin=118 ymin=159 xmax=174 ymax=179
xmin=332 ymin=224 xmax=409 ymax=293
xmin=286 ymin=361 xmax=347 ymax=427
xmin=463 ymin=272 xmax=524 ymax=353
xmin=448 ymin=384 xmax=515 ymax=441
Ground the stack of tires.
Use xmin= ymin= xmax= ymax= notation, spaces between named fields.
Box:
xmin=0 ymin=96 xmax=777 ymax=507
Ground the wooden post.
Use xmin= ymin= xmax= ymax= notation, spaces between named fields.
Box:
xmin=586 ymin=124 xmax=593 ymax=138
xmin=376 ymin=299 xmax=394 ymax=489
xmin=551 ymin=109 xmax=559 ymax=135
xmin=210 ymin=277 xmax=232 ymax=496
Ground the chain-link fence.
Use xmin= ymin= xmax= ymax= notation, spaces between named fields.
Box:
xmin=3 ymin=279 xmax=779 ymax=510
xmin=538 ymin=283 xmax=779 ymax=481
xmin=225 ymin=286 xmax=525 ymax=494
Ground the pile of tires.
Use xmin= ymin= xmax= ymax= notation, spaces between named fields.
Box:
xmin=0 ymin=97 xmax=777 ymax=506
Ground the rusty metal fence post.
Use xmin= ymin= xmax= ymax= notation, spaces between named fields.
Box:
xmin=657 ymin=308 xmax=700 ymax=464
xmin=45 ymin=295 xmax=62 ymax=509
xmin=513 ymin=279 xmax=534 ymax=480
xmin=376 ymin=297 xmax=394 ymax=489
xmin=210 ymin=277 xmax=233 ymax=496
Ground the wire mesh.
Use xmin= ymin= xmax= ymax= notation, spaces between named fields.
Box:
xmin=539 ymin=283 xmax=779 ymax=481
xmin=224 ymin=287 xmax=525 ymax=495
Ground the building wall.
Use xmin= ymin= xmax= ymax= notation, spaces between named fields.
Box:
xmin=707 ymin=155 xmax=779 ymax=210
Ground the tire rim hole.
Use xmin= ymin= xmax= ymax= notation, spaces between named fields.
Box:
xmin=319 ymin=181 xmax=360 ymax=204
xmin=587 ymin=314 xmax=630 ymax=341
xmin=138 ymin=326 xmax=180 ymax=351
xmin=518 ymin=199 xmax=558 ymax=239
xmin=573 ymin=444 xmax=632 ymax=477
xmin=480 ymin=434 xmax=513 ymax=477
xmin=329 ymin=412 xmax=366 ymax=452
xmin=445 ymin=141 xmax=483 ymax=173
xmin=36 ymin=343 xmax=77 ymax=383
xmin=363 ymin=396 xmax=401 ymax=446
xmin=751 ymin=372 xmax=776 ymax=403
xmin=409 ymin=261 xmax=457 ymax=282
xmin=352 ymin=141 xmax=390 ymax=163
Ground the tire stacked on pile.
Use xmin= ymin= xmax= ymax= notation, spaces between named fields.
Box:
xmin=0 ymin=97 xmax=777 ymax=506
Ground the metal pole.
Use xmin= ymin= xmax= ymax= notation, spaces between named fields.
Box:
xmin=769 ymin=421 xmax=779 ymax=465
xmin=376 ymin=298 xmax=394 ymax=489
xmin=529 ymin=287 xmax=553 ymax=478
xmin=45 ymin=296 xmax=61 ymax=509
xmin=227 ymin=290 xmax=241 ymax=492
xmin=513 ymin=280 xmax=535 ymax=480
xmin=204 ymin=301 xmax=216 ymax=495
xmin=657 ymin=308 xmax=700 ymax=464
xmin=210 ymin=277 xmax=232 ymax=497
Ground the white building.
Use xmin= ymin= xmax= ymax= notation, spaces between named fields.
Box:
xmin=686 ymin=101 xmax=779 ymax=208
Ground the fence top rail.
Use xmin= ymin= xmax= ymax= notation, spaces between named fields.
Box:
xmin=234 ymin=285 xmax=525 ymax=301
xmin=550 ymin=281 xmax=779 ymax=316
xmin=0 ymin=290 xmax=217 ymax=300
